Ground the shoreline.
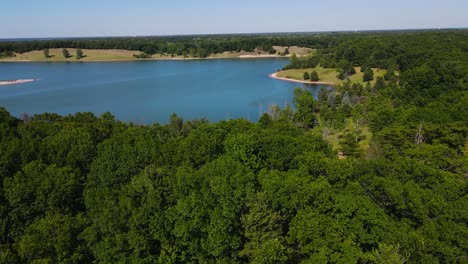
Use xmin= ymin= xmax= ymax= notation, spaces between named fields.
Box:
xmin=269 ymin=72 xmax=336 ymax=86
xmin=0 ymin=79 xmax=36 ymax=86
xmin=0 ymin=54 xmax=294 ymax=63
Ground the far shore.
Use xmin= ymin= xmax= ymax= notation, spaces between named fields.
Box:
xmin=0 ymin=46 xmax=315 ymax=63
xmin=0 ymin=79 xmax=36 ymax=86
xmin=269 ymin=72 xmax=336 ymax=86
xmin=0 ymin=54 xmax=295 ymax=63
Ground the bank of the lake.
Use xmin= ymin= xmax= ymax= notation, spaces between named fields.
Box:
xmin=0 ymin=46 xmax=313 ymax=62
xmin=0 ymin=59 xmax=330 ymax=123
xmin=269 ymin=72 xmax=337 ymax=86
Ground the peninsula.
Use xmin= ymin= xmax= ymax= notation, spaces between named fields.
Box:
xmin=269 ymin=72 xmax=336 ymax=85
xmin=273 ymin=66 xmax=387 ymax=86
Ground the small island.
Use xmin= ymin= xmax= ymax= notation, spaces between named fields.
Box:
xmin=0 ymin=79 xmax=36 ymax=86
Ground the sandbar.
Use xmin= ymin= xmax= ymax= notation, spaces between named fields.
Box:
xmin=269 ymin=72 xmax=336 ymax=86
xmin=0 ymin=79 xmax=36 ymax=86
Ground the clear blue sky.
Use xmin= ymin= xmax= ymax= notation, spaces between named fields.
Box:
xmin=1 ymin=0 xmax=467 ymax=38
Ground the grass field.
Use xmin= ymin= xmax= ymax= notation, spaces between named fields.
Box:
xmin=320 ymin=117 xmax=373 ymax=157
xmin=0 ymin=46 xmax=313 ymax=62
xmin=272 ymin=46 xmax=315 ymax=55
xmin=276 ymin=66 xmax=387 ymax=85
xmin=0 ymin=49 xmax=141 ymax=61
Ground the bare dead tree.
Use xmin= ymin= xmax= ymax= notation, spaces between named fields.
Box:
xmin=20 ymin=112 xmax=30 ymax=123
xmin=353 ymin=117 xmax=363 ymax=142
xmin=267 ymin=104 xmax=280 ymax=120
xmin=415 ymin=122 xmax=424 ymax=145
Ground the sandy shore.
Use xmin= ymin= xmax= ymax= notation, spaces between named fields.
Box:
xmin=239 ymin=54 xmax=291 ymax=59
xmin=0 ymin=79 xmax=36 ymax=86
xmin=269 ymin=72 xmax=336 ymax=86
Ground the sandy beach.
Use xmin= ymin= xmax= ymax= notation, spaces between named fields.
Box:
xmin=269 ymin=72 xmax=336 ymax=86
xmin=0 ymin=79 xmax=36 ymax=86
xmin=239 ymin=54 xmax=291 ymax=59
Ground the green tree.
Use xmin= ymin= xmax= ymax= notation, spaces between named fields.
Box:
xmin=303 ymin=71 xmax=310 ymax=80
xmin=368 ymin=244 xmax=409 ymax=264
xmin=374 ymin=76 xmax=386 ymax=90
xmin=62 ymin=48 xmax=70 ymax=58
xmin=363 ymin=68 xmax=374 ymax=82
xmin=293 ymin=88 xmax=316 ymax=129
xmin=240 ymin=193 xmax=287 ymax=264
xmin=384 ymin=65 xmax=398 ymax=81
xmin=337 ymin=60 xmax=356 ymax=80
xmin=310 ymin=70 xmax=320 ymax=81
xmin=340 ymin=133 xmax=361 ymax=157
xmin=76 ymin=48 xmax=83 ymax=59
xmin=225 ymin=133 xmax=260 ymax=170
xmin=42 ymin=126 xmax=96 ymax=172
xmin=4 ymin=161 xmax=84 ymax=221
xmin=17 ymin=213 xmax=87 ymax=263
xmin=43 ymin=49 xmax=50 ymax=58
xmin=83 ymin=127 xmax=160 ymax=262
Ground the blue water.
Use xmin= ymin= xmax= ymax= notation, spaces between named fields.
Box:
xmin=0 ymin=59 xmax=328 ymax=123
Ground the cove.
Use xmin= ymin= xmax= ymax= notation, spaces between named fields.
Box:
xmin=0 ymin=59 xmax=329 ymax=123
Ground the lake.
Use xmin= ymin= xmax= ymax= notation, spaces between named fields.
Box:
xmin=0 ymin=59 xmax=328 ymax=123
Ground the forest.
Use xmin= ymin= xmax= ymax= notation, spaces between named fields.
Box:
xmin=0 ymin=30 xmax=467 ymax=263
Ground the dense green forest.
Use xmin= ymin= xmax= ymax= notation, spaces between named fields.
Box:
xmin=0 ymin=31 xmax=467 ymax=263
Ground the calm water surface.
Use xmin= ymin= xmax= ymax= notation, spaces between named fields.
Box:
xmin=0 ymin=59 xmax=328 ymax=123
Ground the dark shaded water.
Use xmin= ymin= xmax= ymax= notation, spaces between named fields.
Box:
xmin=0 ymin=59 xmax=328 ymax=123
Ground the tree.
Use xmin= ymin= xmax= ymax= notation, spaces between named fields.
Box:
xmin=76 ymin=48 xmax=83 ymax=59
xmin=337 ymin=60 xmax=356 ymax=80
xmin=363 ymin=68 xmax=374 ymax=82
xmin=384 ymin=65 xmax=398 ymax=81
xmin=225 ymin=133 xmax=260 ymax=170
xmin=293 ymin=88 xmax=316 ymax=129
xmin=43 ymin=49 xmax=50 ymax=58
xmin=310 ymin=70 xmax=320 ymax=81
xmin=303 ymin=71 xmax=310 ymax=80
xmin=288 ymin=53 xmax=299 ymax=68
xmin=62 ymin=48 xmax=70 ymax=58
xmin=340 ymin=133 xmax=361 ymax=157
xmin=240 ymin=193 xmax=287 ymax=264
xmin=374 ymin=76 xmax=386 ymax=90
xmin=17 ymin=213 xmax=87 ymax=263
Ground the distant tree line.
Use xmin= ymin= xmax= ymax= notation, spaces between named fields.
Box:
xmin=0 ymin=33 xmax=334 ymax=58
xmin=1 ymin=30 xmax=466 ymax=61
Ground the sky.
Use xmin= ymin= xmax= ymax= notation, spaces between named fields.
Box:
xmin=1 ymin=0 xmax=467 ymax=38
